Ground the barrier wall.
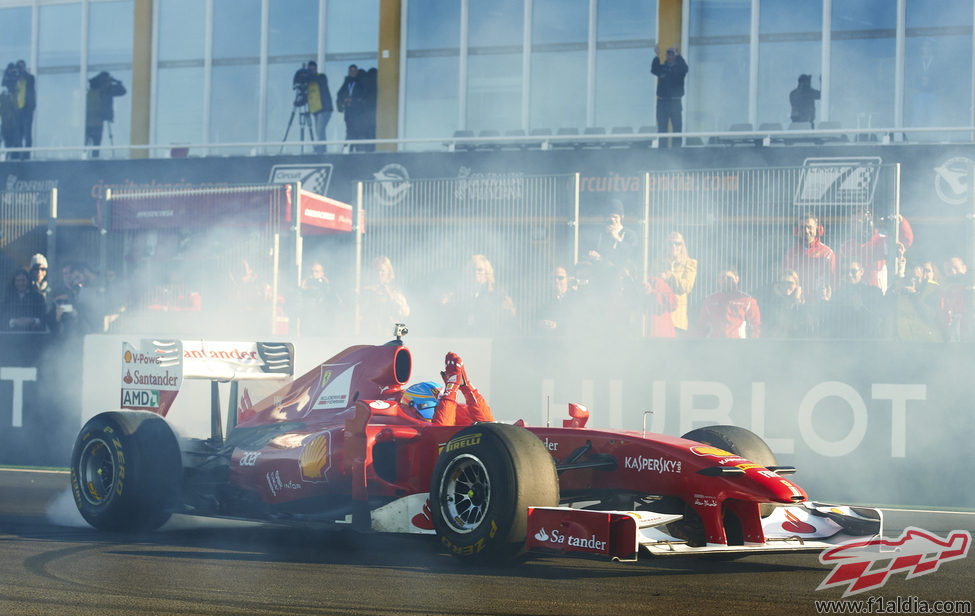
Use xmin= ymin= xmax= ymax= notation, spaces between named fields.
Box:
xmin=1 ymin=331 xmax=968 ymax=509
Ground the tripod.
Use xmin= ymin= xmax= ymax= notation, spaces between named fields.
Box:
xmin=280 ymin=102 xmax=316 ymax=154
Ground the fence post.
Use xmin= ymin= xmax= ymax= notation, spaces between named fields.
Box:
xmin=572 ymin=172 xmax=580 ymax=265
xmin=47 ymin=187 xmax=58 ymax=271
xmin=354 ymin=181 xmax=364 ymax=335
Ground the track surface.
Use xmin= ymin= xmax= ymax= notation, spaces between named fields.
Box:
xmin=2 ymin=469 xmax=973 ymax=616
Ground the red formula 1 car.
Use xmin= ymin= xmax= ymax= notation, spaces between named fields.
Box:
xmin=71 ymin=327 xmax=881 ymax=562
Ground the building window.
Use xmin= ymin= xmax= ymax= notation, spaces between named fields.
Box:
xmin=530 ymin=0 xmax=588 ymax=131
xmin=595 ymin=0 xmax=657 ymax=130
xmin=37 ymin=2 xmax=84 ymax=155
xmin=686 ymin=0 xmax=750 ymax=132
xmin=404 ymin=0 xmax=460 ymax=148
xmin=757 ymin=0 xmax=821 ymax=127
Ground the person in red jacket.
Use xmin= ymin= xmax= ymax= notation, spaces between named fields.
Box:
xmin=783 ymin=212 xmax=835 ymax=303
xmin=401 ymin=352 xmax=493 ymax=426
xmin=695 ymin=265 xmax=761 ymax=338
xmin=643 ymin=275 xmax=678 ymax=337
xmin=835 ymin=207 xmax=913 ymax=294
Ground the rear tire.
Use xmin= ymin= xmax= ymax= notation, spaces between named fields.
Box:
xmin=70 ymin=411 xmax=182 ymax=532
xmin=430 ymin=423 xmax=558 ymax=563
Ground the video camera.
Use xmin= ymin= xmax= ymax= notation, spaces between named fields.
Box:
xmin=292 ymin=63 xmax=313 ymax=108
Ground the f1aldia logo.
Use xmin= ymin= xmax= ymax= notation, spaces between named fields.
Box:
xmin=817 ymin=527 xmax=970 ymax=597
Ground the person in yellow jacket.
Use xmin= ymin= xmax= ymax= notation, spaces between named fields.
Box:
xmin=300 ymin=60 xmax=332 ymax=154
xmin=652 ymin=231 xmax=697 ymax=335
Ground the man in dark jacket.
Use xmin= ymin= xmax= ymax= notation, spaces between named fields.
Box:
xmin=651 ymin=45 xmax=689 ymax=147
xmin=790 ymin=74 xmax=820 ymax=128
xmin=336 ymin=64 xmax=365 ymax=151
xmin=14 ymin=60 xmax=35 ymax=159
xmin=85 ymin=71 xmax=126 ymax=158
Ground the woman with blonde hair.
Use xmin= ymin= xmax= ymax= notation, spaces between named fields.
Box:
xmin=652 ymin=231 xmax=697 ymax=335
xmin=360 ymin=255 xmax=410 ymax=336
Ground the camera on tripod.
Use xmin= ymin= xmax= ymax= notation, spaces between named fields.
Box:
xmin=292 ymin=63 xmax=312 ymax=108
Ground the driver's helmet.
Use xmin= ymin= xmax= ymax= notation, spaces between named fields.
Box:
xmin=402 ymin=381 xmax=440 ymax=420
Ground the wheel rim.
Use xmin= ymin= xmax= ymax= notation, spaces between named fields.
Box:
xmin=439 ymin=454 xmax=490 ymax=534
xmin=78 ymin=437 xmax=115 ymax=506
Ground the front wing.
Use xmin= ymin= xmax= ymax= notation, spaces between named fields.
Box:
xmin=527 ymin=502 xmax=883 ymax=561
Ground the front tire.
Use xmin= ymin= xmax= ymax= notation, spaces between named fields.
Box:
xmin=70 ymin=411 xmax=182 ymax=532
xmin=430 ymin=423 xmax=558 ymax=563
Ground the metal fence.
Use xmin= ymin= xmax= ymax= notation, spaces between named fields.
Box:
xmin=359 ymin=173 xmax=579 ymax=336
xmin=640 ymin=159 xmax=899 ymax=312
xmin=0 ymin=189 xmax=56 ymax=289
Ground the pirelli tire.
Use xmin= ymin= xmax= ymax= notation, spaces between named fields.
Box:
xmin=430 ymin=423 xmax=559 ymax=563
xmin=70 ymin=411 xmax=182 ymax=532
xmin=681 ymin=424 xmax=779 ymax=517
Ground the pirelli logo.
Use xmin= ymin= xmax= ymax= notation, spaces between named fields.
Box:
xmin=445 ymin=433 xmax=481 ymax=453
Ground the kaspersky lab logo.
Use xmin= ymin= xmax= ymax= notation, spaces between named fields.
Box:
xmin=817 ymin=527 xmax=970 ymax=597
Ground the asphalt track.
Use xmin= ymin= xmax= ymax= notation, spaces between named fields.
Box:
xmin=1 ymin=469 xmax=973 ymax=616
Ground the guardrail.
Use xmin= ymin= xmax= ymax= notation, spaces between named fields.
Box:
xmin=2 ymin=126 xmax=974 ymax=161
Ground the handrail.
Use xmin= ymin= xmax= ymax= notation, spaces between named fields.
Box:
xmin=0 ymin=125 xmax=973 ymax=160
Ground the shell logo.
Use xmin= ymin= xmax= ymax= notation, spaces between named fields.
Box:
xmin=124 ymin=350 xmax=132 ymax=363
xmin=690 ymin=445 xmax=734 ymax=458
xmin=299 ymin=433 xmax=330 ymax=481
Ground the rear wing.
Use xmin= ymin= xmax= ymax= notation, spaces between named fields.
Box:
xmin=121 ymin=339 xmax=294 ymax=417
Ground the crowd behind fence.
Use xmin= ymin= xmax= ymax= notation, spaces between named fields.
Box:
xmin=2 ymin=163 xmax=973 ymax=343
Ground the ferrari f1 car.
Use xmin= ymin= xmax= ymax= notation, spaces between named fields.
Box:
xmin=71 ymin=327 xmax=881 ymax=563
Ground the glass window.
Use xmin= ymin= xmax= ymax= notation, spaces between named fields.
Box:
xmin=158 ymin=0 xmax=205 ymax=62
xmin=37 ymin=3 xmax=84 ymax=155
xmin=407 ymin=0 xmax=460 ymax=50
xmin=530 ymin=0 xmax=587 ymax=130
xmin=39 ymin=3 xmax=82 ymax=68
xmin=595 ymin=0 xmax=656 ymax=130
xmin=404 ymin=0 xmax=460 ymax=146
xmin=758 ymin=0 xmax=821 ymax=126
xmin=269 ymin=0 xmax=319 ymax=58
xmin=90 ymin=1 xmax=134 ymax=66
xmin=404 ymin=56 xmax=459 ymax=146
xmin=0 ymin=7 xmax=32 ymax=63
xmin=686 ymin=0 xmax=749 ymax=132
xmin=213 ymin=0 xmax=261 ymax=60
xmin=211 ymin=65 xmax=260 ymax=150
xmin=467 ymin=0 xmax=523 ymax=133
xmin=830 ymin=0 xmax=896 ymax=131
xmin=327 ymin=0 xmax=379 ymax=54
xmin=156 ymin=67 xmax=204 ymax=146
xmin=904 ymin=0 xmax=973 ymax=137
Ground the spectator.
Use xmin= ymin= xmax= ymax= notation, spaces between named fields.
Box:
xmin=893 ymin=260 xmax=943 ymax=341
xmin=761 ymin=268 xmax=816 ymax=339
xmin=537 ymin=264 xmax=578 ymax=336
xmin=359 ymin=255 xmax=410 ymax=337
xmin=300 ymin=60 xmax=332 ymax=154
xmin=695 ymin=265 xmax=760 ymax=338
xmin=298 ymin=260 xmax=342 ymax=336
xmin=360 ymin=67 xmax=378 ymax=152
xmin=28 ymin=253 xmax=50 ymax=303
xmin=14 ymin=60 xmax=35 ymax=159
xmin=835 ymin=207 xmax=913 ymax=294
xmin=85 ymin=71 xmax=126 ymax=158
xmin=789 ymin=74 xmax=820 ymax=128
xmin=652 ymin=231 xmax=697 ymax=335
xmin=828 ymin=258 xmax=885 ymax=339
xmin=783 ymin=212 xmax=835 ymax=303
xmin=651 ymin=44 xmax=689 ymax=147
xmin=1 ymin=63 xmax=20 ymax=156
xmin=2 ymin=268 xmax=46 ymax=331
xmin=588 ymin=199 xmax=637 ymax=274
xmin=442 ymin=254 xmax=515 ymax=336
xmin=336 ymin=64 xmax=365 ymax=151
xmin=46 ymin=262 xmax=95 ymax=338
xmin=641 ymin=274 xmax=678 ymax=338
xmin=939 ymin=256 xmax=970 ymax=341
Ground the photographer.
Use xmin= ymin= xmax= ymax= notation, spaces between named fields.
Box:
xmin=85 ymin=71 xmax=126 ymax=158
xmin=789 ymin=73 xmax=820 ymax=128
xmin=1 ymin=63 xmax=22 ymax=155
xmin=293 ymin=60 xmax=332 ymax=153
